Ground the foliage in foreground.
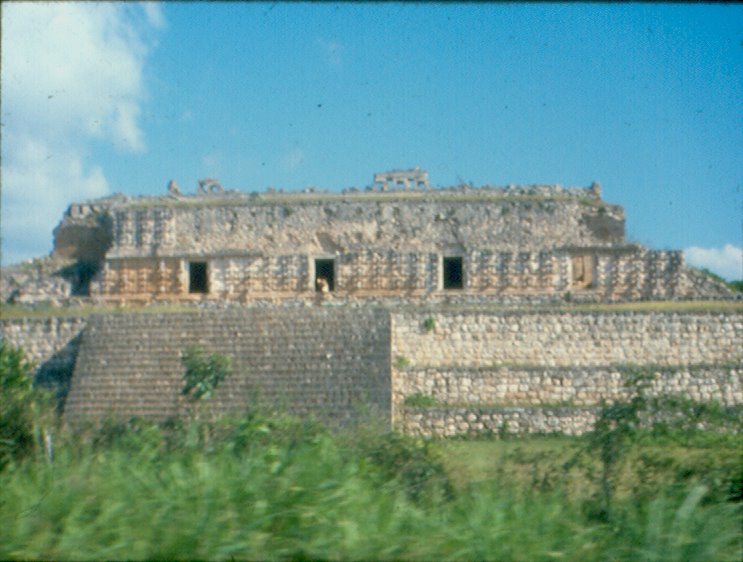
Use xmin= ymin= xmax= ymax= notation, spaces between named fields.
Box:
xmin=0 ymin=342 xmax=55 ymax=470
xmin=0 ymin=410 xmax=741 ymax=561
xmin=1 ymin=342 xmax=740 ymax=560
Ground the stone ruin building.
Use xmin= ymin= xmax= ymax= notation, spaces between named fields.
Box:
xmin=0 ymin=168 xmax=734 ymax=306
xmin=1 ymin=169 xmax=740 ymax=434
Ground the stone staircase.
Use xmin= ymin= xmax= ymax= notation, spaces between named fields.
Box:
xmin=64 ymin=308 xmax=391 ymax=426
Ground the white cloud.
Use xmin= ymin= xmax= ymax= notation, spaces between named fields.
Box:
xmin=1 ymin=2 xmax=164 ymax=265
xmin=1 ymin=133 xmax=109 ymax=265
xmin=684 ymin=244 xmax=743 ymax=281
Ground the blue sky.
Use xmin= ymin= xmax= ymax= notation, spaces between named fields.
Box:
xmin=2 ymin=2 xmax=742 ymax=279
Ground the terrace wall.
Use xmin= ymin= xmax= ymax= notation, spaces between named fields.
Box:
xmin=2 ymin=307 xmax=740 ymax=435
xmin=390 ymin=309 xmax=743 ymax=435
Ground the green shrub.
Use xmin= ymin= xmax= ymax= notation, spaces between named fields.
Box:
xmin=0 ymin=342 xmax=54 ymax=469
xmin=181 ymin=346 xmax=232 ymax=402
xmin=573 ymin=368 xmax=743 ymax=521
xmin=422 ymin=317 xmax=436 ymax=332
xmin=394 ymin=356 xmax=411 ymax=369
xmin=695 ymin=267 xmax=742 ymax=292
xmin=355 ymin=431 xmax=453 ymax=503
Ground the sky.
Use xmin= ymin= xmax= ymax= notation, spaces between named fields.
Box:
xmin=2 ymin=2 xmax=742 ymax=280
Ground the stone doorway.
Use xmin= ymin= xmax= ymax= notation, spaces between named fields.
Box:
xmin=315 ymin=258 xmax=335 ymax=292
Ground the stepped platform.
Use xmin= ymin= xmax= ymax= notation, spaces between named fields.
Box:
xmin=64 ymin=308 xmax=391 ymax=426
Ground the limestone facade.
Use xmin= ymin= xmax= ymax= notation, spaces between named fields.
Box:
xmin=2 ymin=170 xmax=734 ymax=305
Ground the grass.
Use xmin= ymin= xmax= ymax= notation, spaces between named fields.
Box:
xmin=0 ymin=302 xmax=198 ymax=320
xmin=562 ymin=300 xmax=743 ymax=313
xmin=3 ymin=299 xmax=741 ymax=321
xmin=435 ymin=433 xmax=742 ymax=496
xmin=400 ymin=300 xmax=743 ymax=314
xmin=403 ymin=392 xmax=442 ymax=408
xmin=434 ymin=435 xmax=583 ymax=489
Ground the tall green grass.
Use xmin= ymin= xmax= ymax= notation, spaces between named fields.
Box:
xmin=1 ymin=414 xmax=740 ymax=561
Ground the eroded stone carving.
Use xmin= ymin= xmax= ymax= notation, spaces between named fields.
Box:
xmin=197 ymin=178 xmax=224 ymax=195
xmin=373 ymin=167 xmax=430 ymax=191
xmin=167 ymin=179 xmax=181 ymax=196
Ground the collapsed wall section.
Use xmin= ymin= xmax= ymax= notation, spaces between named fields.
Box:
xmin=64 ymin=308 xmax=391 ymax=426
xmin=104 ymin=193 xmax=624 ymax=258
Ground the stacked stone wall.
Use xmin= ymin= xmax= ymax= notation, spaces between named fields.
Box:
xmin=399 ymin=407 xmax=598 ymax=437
xmin=392 ymin=311 xmax=741 ymax=367
xmin=391 ymin=310 xmax=743 ymax=436
xmin=395 ymin=366 xmax=742 ymax=408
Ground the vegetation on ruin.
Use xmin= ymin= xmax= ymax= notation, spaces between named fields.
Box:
xmin=1 ymin=343 xmax=741 ymax=560
xmin=394 ymin=355 xmax=411 ymax=369
xmin=403 ymin=392 xmax=442 ymax=408
xmin=181 ymin=345 xmax=232 ymax=404
xmin=694 ymin=267 xmax=743 ymax=293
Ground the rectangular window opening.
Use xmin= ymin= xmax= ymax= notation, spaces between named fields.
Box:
xmin=189 ymin=261 xmax=209 ymax=294
xmin=315 ymin=258 xmax=335 ymax=292
xmin=443 ymin=256 xmax=464 ymax=290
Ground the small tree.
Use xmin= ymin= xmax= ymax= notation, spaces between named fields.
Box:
xmin=181 ymin=345 xmax=232 ymax=403
xmin=585 ymin=369 xmax=654 ymax=520
xmin=181 ymin=346 xmax=232 ymax=447
xmin=0 ymin=342 xmax=54 ymax=469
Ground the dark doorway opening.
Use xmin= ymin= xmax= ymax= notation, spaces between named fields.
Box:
xmin=60 ymin=260 xmax=102 ymax=296
xmin=443 ymin=256 xmax=464 ymax=290
xmin=315 ymin=258 xmax=335 ymax=292
xmin=189 ymin=261 xmax=209 ymax=293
